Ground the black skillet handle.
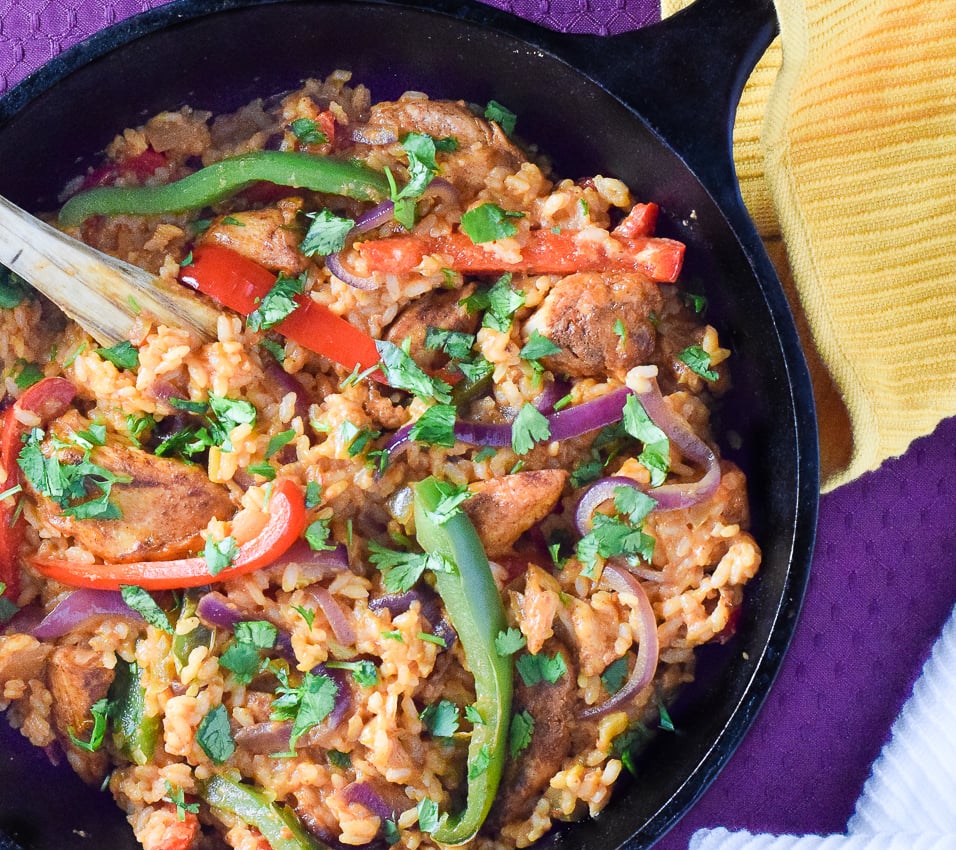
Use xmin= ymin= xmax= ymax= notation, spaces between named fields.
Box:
xmin=554 ymin=0 xmax=778 ymax=230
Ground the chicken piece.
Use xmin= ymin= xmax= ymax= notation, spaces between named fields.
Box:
xmin=489 ymin=641 xmax=576 ymax=828
xmin=523 ymin=271 xmax=664 ymax=379
xmin=28 ymin=411 xmax=235 ymax=562
xmin=200 ymin=202 xmax=307 ymax=275
xmin=362 ymin=97 xmax=525 ymax=197
xmin=0 ymin=634 xmax=52 ymax=686
xmin=48 ymin=645 xmax=115 ymax=784
xmin=383 ymin=283 xmax=478 ymax=371
xmin=513 ymin=564 xmax=562 ymax=655
xmin=462 ymin=469 xmax=568 ymax=558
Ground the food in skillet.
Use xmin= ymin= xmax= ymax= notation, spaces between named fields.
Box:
xmin=0 ymin=73 xmax=761 ymax=850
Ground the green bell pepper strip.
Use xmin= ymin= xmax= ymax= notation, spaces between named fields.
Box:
xmin=201 ymin=774 xmax=325 ymax=850
xmin=412 ymin=476 xmax=513 ymax=846
xmin=58 ymin=150 xmax=392 ymax=227
xmin=109 ymin=658 xmax=160 ymax=765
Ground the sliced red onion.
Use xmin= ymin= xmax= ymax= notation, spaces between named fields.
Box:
xmin=452 ymin=418 xmax=512 ymax=448
xmin=196 ymin=591 xmax=294 ymax=659
xmin=534 ymin=378 xmax=570 ymax=414
xmin=233 ymin=721 xmax=297 ymax=754
xmin=342 ymin=782 xmax=395 ymax=821
xmin=353 ymin=200 xmax=396 ymax=233
xmin=580 ymin=562 xmax=659 ymax=719
xmin=547 ymin=387 xmax=632 ymax=443
xmin=31 ymin=589 xmax=144 ymax=640
xmin=575 ymin=476 xmax=653 ymax=534
xmin=4 ymin=604 xmax=43 ymax=636
xmin=326 ymin=200 xmax=395 ymax=290
xmin=367 ymin=589 xmax=456 ymax=649
xmin=326 ymin=251 xmax=379 ymax=291
xmin=268 ymin=540 xmax=351 ymax=582
xmin=304 ymin=585 xmax=355 ymax=645
xmin=262 ymin=359 xmax=311 ymax=424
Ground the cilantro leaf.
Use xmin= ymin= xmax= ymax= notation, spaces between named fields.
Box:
xmin=196 ymin=703 xmax=235 ymax=764
xmin=368 ymin=541 xmax=454 ymax=593
xmin=424 ymin=479 xmax=472 ymax=524
xmin=515 ymin=651 xmax=567 ymax=686
xmin=424 ymin=327 xmax=476 ymax=361
xmin=204 ymin=536 xmax=239 ymax=576
xmin=68 ymin=697 xmax=110 ymax=753
xmin=328 ymin=748 xmax=352 ymax=769
xmin=480 ymin=273 xmax=525 ymax=333
xmin=519 ymin=330 xmax=561 ymax=364
xmin=409 ymin=403 xmax=457 ymax=448
xmin=613 ymin=485 xmax=657 ymax=524
xmin=508 ymin=709 xmax=534 ymax=759
xmin=270 ymin=671 xmax=338 ymax=748
xmin=576 ymin=513 xmax=655 ymax=577
xmin=622 ymin=394 xmax=670 ymax=486
xmin=163 ymin=780 xmax=200 ymax=822
xmin=460 ymin=203 xmax=525 ymax=244
xmin=600 ymin=656 xmax=629 ymax=695
xmin=326 ymin=659 xmax=379 ymax=688
xmin=120 ymin=585 xmax=172 ymax=633
xmin=0 ymin=265 xmax=28 ymax=308
xmin=247 ymin=273 xmax=304 ymax=331
xmin=301 ymin=210 xmax=355 ymax=257
xmin=96 ymin=340 xmax=140 ymax=370
xmin=420 ymin=699 xmax=460 ymax=738
xmin=375 ymin=339 xmax=452 ymax=403
xmin=417 ymin=798 xmax=440 ymax=833
xmin=468 ymin=743 xmax=492 ymax=779
xmin=290 ymin=117 xmax=329 ymax=146
xmin=511 ymin=403 xmax=551 ymax=455
xmin=678 ymin=344 xmax=719 ymax=381
xmin=484 ymin=100 xmax=517 ymax=136
xmin=305 ymin=517 xmax=335 ymax=552
xmin=494 ymin=627 xmax=527 ymax=657
xmin=13 ymin=362 xmax=43 ymax=389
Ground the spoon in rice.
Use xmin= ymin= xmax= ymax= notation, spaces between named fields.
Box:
xmin=0 ymin=192 xmax=220 ymax=347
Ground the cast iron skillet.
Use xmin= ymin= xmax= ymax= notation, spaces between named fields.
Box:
xmin=0 ymin=1 xmax=818 ymax=848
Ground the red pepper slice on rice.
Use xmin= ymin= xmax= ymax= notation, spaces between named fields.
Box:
xmin=180 ymin=244 xmax=381 ymax=375
xmin=29 ymin=477 xmax=306 ymax=591
xmin=0 ymin=377 xmax=77 ymax=601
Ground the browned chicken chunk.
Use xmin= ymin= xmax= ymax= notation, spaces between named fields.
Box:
xmin=27 ymin=411 xmax=235 ymax=562
xmin=362 ymin=98 xmax=525 ymax=197
xmin=489 ymin=641 xmax=576 ymax=827
xmin=48 ymin=645 xmax=115 ymax=784
xmin=383 ymin=283 xmax=478 ymax=370
xmin=524 ymin=271 xmax=664 ymax=379
xmin=200 ymin=203 xmax=307 ymax=275
xmin=463 ymin=469 xmax=568 ymax=558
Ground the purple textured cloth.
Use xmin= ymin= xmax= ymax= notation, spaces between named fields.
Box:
xmin=2 ymin=1 xmax=955 ymax=847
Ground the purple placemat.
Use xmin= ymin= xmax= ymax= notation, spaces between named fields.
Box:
xmin=3 ymin=1 xmax=956 ymax=847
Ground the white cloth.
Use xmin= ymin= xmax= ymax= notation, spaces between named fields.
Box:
xmin=689 ymin=606 xmax=956 ymax=850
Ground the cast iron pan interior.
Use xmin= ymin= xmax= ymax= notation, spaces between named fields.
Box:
xmin=0 ymin=0 xmax=818 ymax=848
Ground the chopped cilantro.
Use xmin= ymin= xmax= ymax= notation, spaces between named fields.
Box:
xmin=457 ymin=355 xmax=494 ymax=385
xmin=96 ymin=340 xmax=139 ymax=371
xmin=381 ymin=629 xmax=404 ymax=642
xmin=270 ymin=670 xmax=338 ymax=748
xmin=260 ymin=337 xmax=287 ymax=363
xmin=163 ymin=780 xmax=200 ymax=822
xmin=418 ymin=631 xmax=447 ymax=648
xmin=0 ymin=265 xmax=28 ymax=308
xmin=196 ymin=703 xmax=235 ymax=764
xmin=600 ymin=656 xmax=629 ymax=695
xmin=658 ymin=699 xmax=676 ymax=732
xmin=383 ymin=818 xmax=400 ymax=845
xmin=204 ymin=535 xmax=239 ymax=576
xmin=613 ymin=318 xmax=628 ymax=349
xmin=375 ymin=338 xmax=452 ymax=403
xmin=472 ymin=446 xmax=497 ymax=463
xmin=515 ymin=651 xmax=567 ymax=686
xmin=420 ymin=699 xmax=459 ymax=738
xmin=684 ymin=292 xmax=708 ymax=314
xmin=468 ymin=743 xmax=492 ymax=779
xmin=460 ymin=203 xmax=525 ymax=244
xmin=305 ymin=517 xmax=335 ymax=552
xmin=221 ymin=215 xmax=244 ymax=227
xmin=484 ymin=100 xmax=517 ymax=136
xmin=519 ymin=330 xmax=561 ymax=364
xmin=304 ymin=480 xmax=322 ymax=509
xmin=247 ymin=272 xmax=304 ymax=331
xmin=13 ymin=361 xmax=43 ymax=389
xmin=622 ymin=394 xmax=670 ymax=486
xmin=68 ymin=697 xmax=110 ymax=753
xmin=611 ymin=724 xmax=651 ymax=776
xmin=293 ymin=605 xmax=316 ymax=629
xmin=325 ymin=659 xmax=379 ymax=688
xmin=464 ymin=704 xmax=484 ymax=726
xmin=409 ymin=403 xmax=457 ymax=448
xmin=469 ymin=273 xmax=525 ymax=333
xmin=179 ymin=251 xmax=194 ymax=268
xmin=424 ymin=479 xmax=472 ymax=525
xmin=576 ymin=512 xmax=655 ymax=578
xmin=120 ymin=585 xmax=172 ymax=633
xmin=613 ymin=485 xmax=657 ymax=524
xmin=508 ymin=709 xmax=534 ymax=759
xmin=290 ymin=117 xmax=329 ymax=146
xmin=301 ymin=209 xmax=355 ymax=256
xmin=511 ymin=402 xmax=551 ymax=455
xmin=494 ymin=627 xmax=526 ymax=657
xmin=678 ymin=344 xmax=719 ymax=381
xmin=390 ymin=133 xmax=441 ymax=229
xmin=417 ymin=797 xmax=440 ymax=833
xmin=368 ymin=540 xmax=455 ymax=593
xmin=220 ymin=620 xmax=278 ymax=683
xmin=247 ymin=461 xmax=276 ymax=480
xmin=327 ymin=748 xmax=352 ymax=769
xmin=570 ymin=457 xmax=603 ymax=489
xmin=424 ymin=327 xmax=476 ymax=361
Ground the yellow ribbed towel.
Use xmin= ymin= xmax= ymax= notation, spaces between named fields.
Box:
xmin=664 ymin=0 xmax=956 ymax=491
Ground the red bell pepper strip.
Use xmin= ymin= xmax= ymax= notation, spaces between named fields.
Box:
xmin=0 ymin=377 xmax=76 ymax=601
xmin=179 ymin=245 xmax=381 ymax=374
xmin=612 ymin=202 xmax=659 ymax=239
xmin=355 ymin=227 xmax=685 ymax=283
xmin=29 ymin=478 xmax=306 ymax=591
